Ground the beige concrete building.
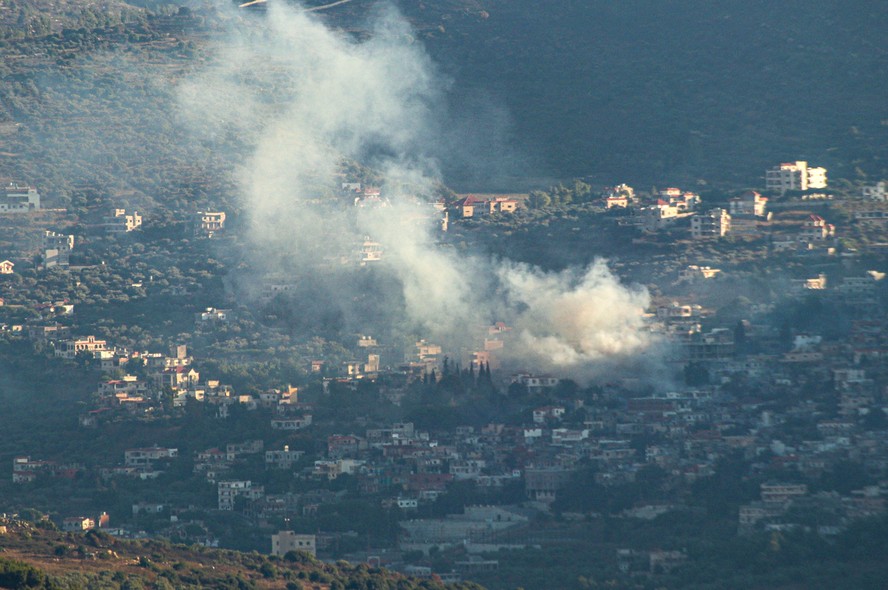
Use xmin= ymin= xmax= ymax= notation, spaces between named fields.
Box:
xmin=104 ymin=209 xmax=142 ymax=234
xmin=271 ymin=531 xmax=316 ymax=557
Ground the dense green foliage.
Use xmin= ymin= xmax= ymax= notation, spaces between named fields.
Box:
xmin=0 ymin=557 xmax=50 ymax=589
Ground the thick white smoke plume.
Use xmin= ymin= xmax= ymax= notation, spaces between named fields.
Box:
xmin=178 ymin=3 xmax=442 ymax=253
xmin=500 ymin=261 xmax=652 ymax=369
xmin=178 ymin=2 xmax=657 ymax=380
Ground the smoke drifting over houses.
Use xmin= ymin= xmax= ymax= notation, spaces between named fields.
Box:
xmin=178 ymin=2 xmax=657 ymax=380
xmin=498 ymin=261 xmax=654 ymax=372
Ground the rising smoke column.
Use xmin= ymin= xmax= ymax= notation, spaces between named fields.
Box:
xmin=178 ymin=2 xmax=443 ymax=258
xmin=178 ymin=2 xmax=659 ymax=380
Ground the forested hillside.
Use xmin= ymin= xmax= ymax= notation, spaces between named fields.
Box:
xmin=404 ymin=0 xmax=888 ymax=187
xmin=0 ymin=0 xmax=885 ymax=197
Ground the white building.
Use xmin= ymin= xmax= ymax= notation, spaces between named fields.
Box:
xmin=397 ymin=498 xmax=419 ymax=510
xmin=790 ymin=274 xmax=827 ymax=291
xmin=312 ymin=459 xmax=364 ymax=480
xmin=691 ymin=208 xmax=731 ymax=239
xmin=360 ymin=240 xmax=383 ymax=264
xmin=639 ymin=201 xmax=682 ymax=231
xmin=196 ymin=307 xmax=232 ymax=323
xmin=399 ymin=506 xmax=528 ymax=552
xmin=62 ymin=517 xmax=95 ymax=532
xmin=765 ymin=161 xmax=827 ymax=194
xmin=98 ymin=375 xmax=148 ymax=398
xmin=603 ymin=184 xmax=635 ymax=208
xmin=513 ymin=374 xmax=560 ymax=395
xmin=55 ymin=335 xmax=107 ymax=360
xmin=760 ymin=483 xmax=808 ymax=504
xmin=836 ymin=271 xmax=884 ymax=299
xmin=194 ymin=211 xmax=226 ymax=237
xmin=659 ymin=188 xmax=700 ymax=212
xmin=1 ymin=183 xmax=40 ymax=212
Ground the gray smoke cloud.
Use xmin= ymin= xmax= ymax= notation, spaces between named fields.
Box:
xmin=178 ymin=2 xmax=658 ymax=380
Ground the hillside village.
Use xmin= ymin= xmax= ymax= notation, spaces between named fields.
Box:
xmin=2 ymin=159 xmax=888 ymax=588
xmin=0 ymin=0 xmax=885 ymax=587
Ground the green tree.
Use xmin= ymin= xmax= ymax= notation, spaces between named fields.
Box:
xmin=527 ymin=191 xmax=551 ymax=209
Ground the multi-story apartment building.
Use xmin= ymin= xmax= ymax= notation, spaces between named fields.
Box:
xmin=765 ymin=161 xmax=827 ymax=194
xmin=691 ymin=208 xmax=731 ymax=239
xmin=798 ymin=214 xmax=835 ymax=242
xmin=193 ymin=211 xmax=226 ymax=237
xmin=55 ymin=335 xmax=108 ymax=360
xmin=103 ymin=209 xmax=142 ymax=234
xmin=43 ymin=231 xmax=74 ymax=268
xmin=728 ymin=190 xmax=768 ymax=217
xmin=218 ymin=480 xmax=264 ymax=510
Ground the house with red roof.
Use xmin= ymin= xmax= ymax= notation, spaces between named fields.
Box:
xmin=799 ymin=214 xmax=835 ymax=242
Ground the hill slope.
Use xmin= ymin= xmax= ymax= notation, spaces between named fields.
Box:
xmin=0 ymin=0 xmax=885 ymax=196
xmin=404 ymin=0 xmax=888 ymax=187
xmin=0 ymin=519 xmax=483 ymax=589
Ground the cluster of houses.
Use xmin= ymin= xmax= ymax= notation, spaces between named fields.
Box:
xmin=615 ymin=184 xmax=839 ymax=248
xmin=11 ymin=237 xmax=887 ymax=551
xmin=3 ymin=169 xmax=888 ymax=580
xmin=0 ymin=183 xmax=227 ymax=274
xmin=738 ymin=481 xmax=886 ymax=536
xmin=20 ymin=322 xmax=261 ymax=424
xmin=346 ymin=183 xmax=519 ymax=223
xmin=86 ymin=344 xmax=884 ymax=553
xmin=35 ymin=322 xmax=883 ymax=551
xmin=303 ymin=329 xmax=507 ymax=391
xmin=596 ymin=163 xmax=849 ymax=251
xmin=12 ymin=455 xmax=80 ymax=484
xmin=0 ymin=204 xmax=139 ymax=274
xmin=448 ymin=194 xmax=521 ymax=219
